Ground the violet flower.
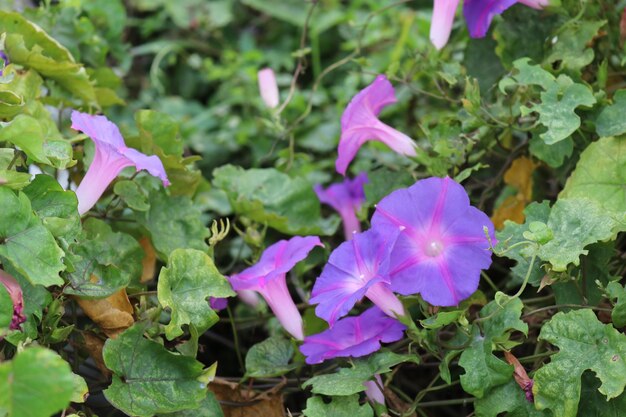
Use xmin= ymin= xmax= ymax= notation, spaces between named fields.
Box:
xmin=257 ymin=68 xmax=279 ymax=109
xmin=310 ymin=229 xmax=404 ymax=326
xmin=209 ymin=297 xmax=228 ymax=311
xmin=71 ymin=111 xmax=170 ymax=215
xmin=371 ymin=177 xmax=495 ymax=306
xmin=228 ymin=236 xmax=323 ymax=340
xmin=314 ymin=172 xmax=368 ymax=240
xmin=300 ymin=306 xmax=406 ymax=364
xmin=430 ymin=0 xmax=548 ymax=49
xmin=0 ymin=269 xmax=25 ymax=330
xmin=336 ymin=75 xmax=416 ymax=176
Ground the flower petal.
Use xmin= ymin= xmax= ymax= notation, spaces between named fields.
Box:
xmin=463 ymin=0 xmax=518 ymax=38
xmin=430 ymin=0 xmax=461 ymax=49
xmin=257 ymin=68 xmax=280 ymax=108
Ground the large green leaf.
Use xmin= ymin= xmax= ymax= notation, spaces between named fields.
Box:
xmin=103 ymin=324 xmax=211 ymax=417
xmin=533 ymin=309 xmax=626 ymax=417
xmin=474 ymin=380 xmax=549 ymax=417
xmin=157 ymin=249 xmax=235 ymax=339
xmin=0 ymin=187 xmax=65 ymax=287
xmin=303 ymin=395 xmax=373 ymax=417
xmin=63 ymin=218 xmax=143 ymax=298
xmin=544 ymin=20 xmax=605 ymax=73
xmin=536 ymin=198 xmax=617 ymax=272
xmin=0 ymin=347 xmax=80 ymax=417
xmin=459 ymin=298 xmax=527 ymax=398
xmin=303 ymin=351 xmax=418 ymax=396
xmin=245 ymin=336 xmax=295 ymax=378
xmin=596 ymin=90 xmax=626 ymax=138
xmin=141 ymin=189 xmax=211 ymax=260
xmin=22 ymin=174 xmax=80 ymax=240
xmin=213 ymin=165 xmax=338 ymax=236
xmin=560 ymin=136 xmax=626 ymax=219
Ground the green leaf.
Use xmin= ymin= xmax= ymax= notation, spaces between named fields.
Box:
xmin=303 ymin=395 xmax=373 ymax=417
xmin=213 ymin=165 xmax=338 ymax=236
xmin=64 ymin=218 xmax=143 ymax=298
xmin=141 ymin=189 xmax=211 ymax=260
xmin=420 ymin=310 xmax=462 ymax=330
xmin=544 ymin=20 xmax=605 ymax=72
xmin=533 ymin=309 xmax=626 ymax=417
xmin=22 ymin=174 xmax=80 ymax=239
xmin=0 ymin=12 xmax=96 ymax=103
xmin=505 ymin=59 xmax=596 ymax=145
xmin=474 ymin=380 xmax=549 ymax=417
xmin=103 ymin=324 xmax=210 ymax=417
xmin=0 ymin=187 xmax=65 ymax=287
xmin=537 ymin=198 xmax=618 ymax=272
xmin=245 ymin=336 xmax=295 ymax=378
xmin=114 ymin=179 xmax=150 ymax=211
xmin=136 ymin=110 xmax=184 ymax=156
xmin=496 ymin=201 xmax=551 ymax=287
xmin=158 ymin=393 xmax=224 ymax=417
xmin=606 ymin=282 xmax=626 ymax=328
xmin=529 ymin=134 xmax=573 ymax=168
xmin=560 ymin=136 xmax=626 ymax=218
xmin=303 ymin=351 xmax=418 ymax=396
xmin=0 ymin=347 xmax=80 ymax=417
xmin=596 ymin=90 xmax=626 ymax=137
xmin=0 ymin=115 xmax=49 ymax=164
xmin=158 ymin=248 xmax=235 ymax=339
xmin=577 ymin=371 xmax=626 ymax=417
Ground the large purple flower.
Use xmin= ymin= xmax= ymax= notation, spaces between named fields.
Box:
xmin=0 ymin=269 xmax=25 ymax=330
xmin=430 ymin=0 xmax=548 ymax=49
xmin=71 ymin=111 xmax=170 ymax=215
xmin=371 ymin=177 xmax=495 ymax=306
xmin=336 ymin=75 xmax=416 ymax=176
xmin=228 ymin=236 xmax=323 ymax=340
xmin=310 ymin=229 xmax=404 ymax=326
xmin=300 ymin=306 xmax=406 ymax=365
xmin=314 ymin=173 xmax=368 ymax=240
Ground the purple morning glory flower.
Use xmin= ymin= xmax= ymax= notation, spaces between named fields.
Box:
xmin=310 ymin=228 xmax=404 ymax=326
xmin=430 ymin=0 xmax=548 ymax=49
xmin=371 ymin=177 xmax=495 ymax=306
xmin=228 ymin=236 xmax=323 ymax=340
xmin=314 ymin=172 xmax=368 ymax=240
xmin=336 ymin=75 xmax=416 ymax=176
xmin=0 ymin=269 xmax=25 ymax=330
xmin=300 ymin=306 xmax=406 ymax=365
xmin=209 ymin=297 xmax=228 ymax=311
xmin=71 ymin=111 xmax=170 ymax=215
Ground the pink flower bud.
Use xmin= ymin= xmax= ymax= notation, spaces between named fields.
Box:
xmin=0 ymin=269 xmax=25 ymax=330
xmin=257 ymin=68 xmax=280 ymax=109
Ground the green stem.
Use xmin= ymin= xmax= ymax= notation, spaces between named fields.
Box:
xmin=227 ymin=305 xmax=245 ymax=373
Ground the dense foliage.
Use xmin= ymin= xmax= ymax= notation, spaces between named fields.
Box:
xmin=0 ymin=0 xmax=625 ymax=416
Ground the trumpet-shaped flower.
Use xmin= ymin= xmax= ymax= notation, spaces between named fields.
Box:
xmin=314 ymin=172 xmax=368 ymax=240
xmin=71 ymin=111 xmax=169 ymax=215
xmin=336 ymin=75 xmax=416 ymax=175
xmin=228 ymin=236 xmax=323 ymax=340
xmin=300 ymin=306 xmax=406 ymax=364
xmin=0 ymin=269 xmax=25 ymax=330
xmin=371 ymin=177 xmax=495 ymax=306
xmin=310 ymin=229 xmax=404 ymax=326
xmin=258 ymin=68 xmax=280 ymax=109
xmin=430 ymin=0 xmax=548 ymax=49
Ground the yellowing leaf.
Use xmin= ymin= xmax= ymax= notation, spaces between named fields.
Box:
xmin=75 ymin=289 xmax=134 ymax=338
xmin=491 ymin=156 xmax=536 ymax=229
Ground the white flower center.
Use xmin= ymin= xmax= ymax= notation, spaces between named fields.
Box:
xmin=424 ymin=240 xmax=444 ymax=257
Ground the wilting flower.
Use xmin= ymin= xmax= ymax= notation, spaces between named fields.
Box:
xmin=310 ymin=229 xmax=404 ymax=326
xmin=300 ymin=306 xmax=406 ymax=364
xmin=336 ymin=75 xmax=416 ymax=176
xmin=430 ymin=0 xmax=548 ymax=49
xmin=228 ymin=236 xmax=323 ymax=340
xmin=71 ymin=111 xmax=169 ymax=215
xmin=257 ymin=68 xmax=280 ymax=109
xmin=364 ymin=374 xmax=385 ymax=405
xmin=371 ymin=177 xmax=495 ymax=306
xmin=0 ymin=269 xmax=25 ymax=330
xmin=314 ymin=172 xmax=368 ymax=240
